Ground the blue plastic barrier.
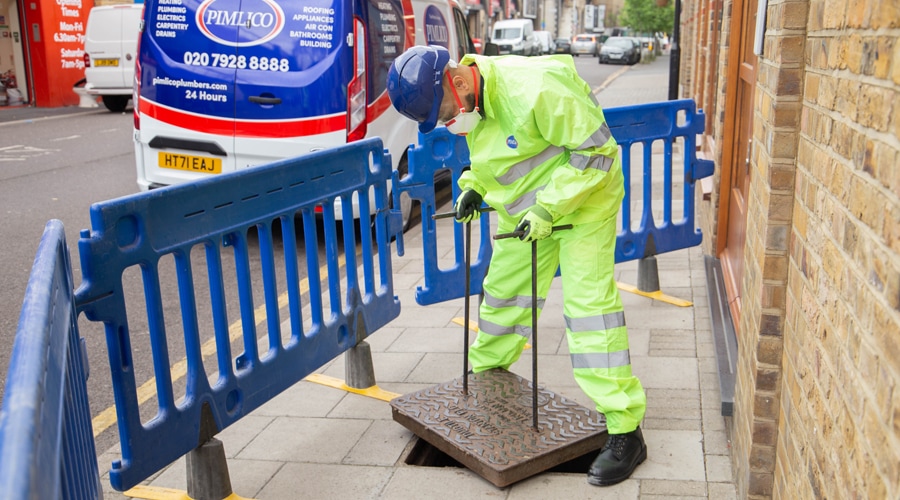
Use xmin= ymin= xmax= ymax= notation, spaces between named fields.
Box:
xmin=0 ymin=220 xmax=102 ymax=500
xmin=401 ymin=99 xmax=714 ymax=303
xmin=74 ymin=138 xmax=401 ymax=491
xmin=392 ymin=129 xmax=493 ymax=305
xmin=605 ymin=99 xmax=714 ymax=262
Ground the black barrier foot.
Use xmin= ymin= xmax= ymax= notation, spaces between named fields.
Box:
xmin=186 ymin=438 xmax=233 ymax=500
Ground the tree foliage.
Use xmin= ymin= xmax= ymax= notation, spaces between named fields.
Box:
xmin=619 ymin=0 xmax=674 ymax=34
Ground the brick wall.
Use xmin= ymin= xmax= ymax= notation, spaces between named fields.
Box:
xmin=780 ymin=0 xmax=900 ymax=497
xmin=689 ymin=0 xmax=899 ymax=497
xmin=736 ymin=1 xmax=806 ymax=495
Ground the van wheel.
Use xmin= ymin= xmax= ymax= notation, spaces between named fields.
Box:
xmin=102 ymin=95 xmax=130 ymax=112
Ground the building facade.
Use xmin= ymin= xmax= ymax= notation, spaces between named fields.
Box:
xmin=679 ymin=0 xmax=899 ymax=497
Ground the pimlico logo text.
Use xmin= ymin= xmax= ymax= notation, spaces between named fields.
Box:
xmin=196 ymin=0 xmax=286 ymax=47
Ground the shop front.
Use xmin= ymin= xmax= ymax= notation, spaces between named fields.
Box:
xmin=1 ymin=0 xmax=95 ymax=108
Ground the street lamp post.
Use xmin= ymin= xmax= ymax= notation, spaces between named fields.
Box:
xmin=668 ymin=0 xmax=681 ymax=100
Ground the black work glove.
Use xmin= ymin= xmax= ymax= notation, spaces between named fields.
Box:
xmin=454 ymin=189 xmax=483 ymax=223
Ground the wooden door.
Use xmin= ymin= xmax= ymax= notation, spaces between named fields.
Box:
xmin=716 ymin=0 xmax=758 ymax=334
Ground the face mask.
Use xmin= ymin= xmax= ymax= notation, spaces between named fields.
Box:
xmin=443 ymin=66 xmax=481 ymax=136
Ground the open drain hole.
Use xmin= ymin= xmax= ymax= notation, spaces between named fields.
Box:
xmin=404 ymin=437 xmax=600 ymax=473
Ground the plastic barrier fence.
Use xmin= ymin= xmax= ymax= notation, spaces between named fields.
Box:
xmin=0 ymin=220 xmax=102 ymax=500
xmin=393 ymin=129 xmax=493 ymax=306
xmin=397 ymin=99 xmax=714 ymax=304
xmin=74 ymin=138 xmax=401 ymax=491
xmin=605 ymin=99 xmax=714 ymax=262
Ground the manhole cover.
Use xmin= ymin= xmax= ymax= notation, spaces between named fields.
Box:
xmin=390 ymin=369 xmax=607 ymax=487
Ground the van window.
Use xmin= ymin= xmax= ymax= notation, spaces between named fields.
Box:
xmin=494 ymin=28 xmax=522 ymax=40
xmin=451 ymin=7 xmax=476 ymax=57
xmin=366 ymin=0 xmax=410 ymax=102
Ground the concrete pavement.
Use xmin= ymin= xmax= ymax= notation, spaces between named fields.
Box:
xmin=87 ymin=53 xmax=737 ymax=499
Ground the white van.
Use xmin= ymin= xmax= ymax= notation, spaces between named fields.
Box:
xmin=490 ymin=19 xmax=537 ymax=56
xmin=534 ymin=31 xmax=556 ymax=55
xmin=83 ymin=4 xmax=143 ymax=112
xmin=133 ymin=0 xmax=475 ymax=229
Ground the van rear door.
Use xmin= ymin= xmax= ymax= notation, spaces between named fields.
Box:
xmin=136 ymin=0 xmax=240 ymax=188
xmin=232 ymin=0 xmax=353 ymax=168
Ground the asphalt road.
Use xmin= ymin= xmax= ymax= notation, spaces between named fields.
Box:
xmin=0 ymin=54 xmax=622 ymax=457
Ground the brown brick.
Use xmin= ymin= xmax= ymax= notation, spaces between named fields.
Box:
xmin=781 ymin=36 xmax=805 ymax=64
xmin=783 ymin=1 xmax=808 ymax=29
xmin=749 ymin=471 xmax=775 ymax=497
xmin=808 ymin=39 xmax=828 ymax=72
xmin=846 ymin=33 xmax=864 ymax=74
xmin=770 ymin=193 xmax=795 ymax=221
xmin=809 ymin=1 xmax=824 ymax=31
xmin=766 ymin=224 xmax=790 ymax=252
xmin=763 ymin=255 xmax=789 ymax=280
xmin=759 ymin=313 xmax=784 ymax=336
xmin=886 ymin=204 xmax=900 ymax=255
xmin=818 ymin=74 xmax=837 ymax=109
xmin=749 ymin=443 xmax=777 ymax=470
xmin=893 ymin=42 xmax=900 ymax=85
xmin=873 ymin=0 xmax=900 ymax=29
xmin=757 ymin=366 xmax=782 ymax=392
xmin=859 ymin=84 xmax=891 ymax=131
xmin=846 ymin=0 xmax=868 ymax=28
xmin=754 ymin=391 xmax=780 ymax=420
xmin=776 ymin=68 xmax=804 ymax=96
xmin=823 ymin=0 xmax=848 ymax=29
xmin=835 ymin=78 xmax=859 ymax=121
xmin=869 ymin=37 xmax=892 ymax=78
xmin=833 ymin=36 xmax=849 ymax=70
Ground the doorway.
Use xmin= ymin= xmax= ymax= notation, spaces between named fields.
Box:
xmin=716 ymin=0 xmax=759 ymax=334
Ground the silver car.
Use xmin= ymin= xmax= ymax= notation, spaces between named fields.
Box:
xmin=570 ymin=34 xmax=600 ymax=56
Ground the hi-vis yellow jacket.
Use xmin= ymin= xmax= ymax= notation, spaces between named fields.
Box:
xmin=457 ymin=53 xmax=624 ymax=229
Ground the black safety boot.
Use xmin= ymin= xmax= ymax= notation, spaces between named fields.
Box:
xmin=587 ymin=426 xmax=647 ymax=486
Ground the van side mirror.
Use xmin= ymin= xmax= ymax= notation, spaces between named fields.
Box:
xmin=484 ymin=42 xmax=499 ymax=56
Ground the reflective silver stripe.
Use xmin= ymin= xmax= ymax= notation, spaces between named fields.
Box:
xmin=484 ymin=290 xmax=546 ymax=310
xmin=576 ymin=122 xmax=612 ymax=150
xmin=565 ymin=311 xmax=626 ymax=332
xmin=589 ymin=93 xmax=601 ymax=106
xmin=504 ymin=186 xmax=543 ymax=215
xmin=571 ymin=350 xmax=631 ymax=369
xmin=478 ymin=318 xmax=532 ymax=338
xmin=496 ymin=145 xmax=565 ymax=186
xmin=569 ymin=152 xmax=614 ymax=172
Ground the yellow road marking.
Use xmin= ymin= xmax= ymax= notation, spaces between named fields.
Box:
xmin=92 ymin=255 xmax=345 ymax=438
xmin=304 ymin=373 xmax=400 ymax=402
xmin=617 ymin=281 xmax=693 ymax=307
xmin=124 ymin=485 xmax=250 ymax=500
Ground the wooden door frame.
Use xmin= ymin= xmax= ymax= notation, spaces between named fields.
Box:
xmin=715 ymin=0 xmax=753 ymax=257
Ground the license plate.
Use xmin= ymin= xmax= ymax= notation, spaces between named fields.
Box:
xmin=93 ymin=58 xmax=119 ymax=67
xmin=610 ymin=54 xmax=622 ymax=59
xmin=158 ymin=152 xmax=222 ymax=174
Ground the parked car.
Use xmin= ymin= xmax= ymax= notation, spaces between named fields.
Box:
xmin=472 ymin=38 xmax=483 ymax=54
xmin=534 ymin=31 xmax=556 ymax=55
xmin=554 ymin=37 xmax=572 ymax=54
xmin=598 ymin=36 xmax=640 ymax=65
xmin=570 ymin=33 xmax=600 ymax=56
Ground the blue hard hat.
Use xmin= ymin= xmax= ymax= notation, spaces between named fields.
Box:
xmin=387 ymin=45 xmax=451 ymax=134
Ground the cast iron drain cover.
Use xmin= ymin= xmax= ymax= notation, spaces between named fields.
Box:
xmin=391 ymin=369 xmax=607 ymax=487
